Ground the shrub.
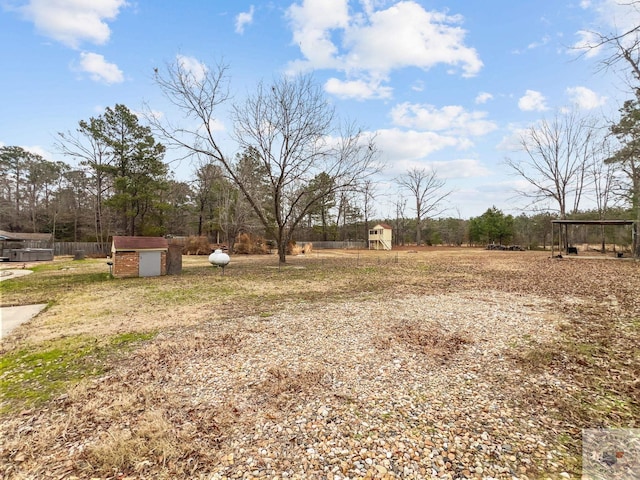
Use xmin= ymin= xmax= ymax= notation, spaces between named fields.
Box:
xmin=183 ymin=236 xmax=212 ymax=255
xmin=288 ymin=241 xmax=303 ymax=255
xmin=287 ymin=242 xmax=312 ymax=255
xmin=234 ymin=233 xmax=268 ymax=255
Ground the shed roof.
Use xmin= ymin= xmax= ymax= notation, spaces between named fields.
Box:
xmin=112 ymin=236 xmax=168 ymax=251
xmin=551 ymin=219 xmax=635 ymax=226
xmin=0 ymin=230 xmax=53 ymax=241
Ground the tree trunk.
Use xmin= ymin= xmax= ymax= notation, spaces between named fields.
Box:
xmin=635 ymin=202 xmax=640 ymax=258
xmin=278 ymin=239 xmax=287 ymax=264
xmin=321 ymin=209 xmax=328 ymax=241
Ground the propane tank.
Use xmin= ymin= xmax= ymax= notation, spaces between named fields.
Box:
xmin=208 ymin=249 xmax=230 ymax=273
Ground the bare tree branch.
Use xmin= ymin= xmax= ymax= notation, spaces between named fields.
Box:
xmin=150 ymin=59 xmax=380 ymax=262
xmin=396 ymin=167 xmax=451 ymax=245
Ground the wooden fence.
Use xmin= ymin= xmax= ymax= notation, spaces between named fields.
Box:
xmin=3 ymin=241 xmax=107 ymax=258
xmin=299 ymin=241 xmax=366 ymax=250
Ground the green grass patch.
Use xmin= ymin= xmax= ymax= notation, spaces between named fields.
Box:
xmin=0 ymin=271 xmax=112 ymax=305
xmin=27 ymin=260 xmax=91 ymax=273
xmin=0 ymin=331 xmax=156 ymax=414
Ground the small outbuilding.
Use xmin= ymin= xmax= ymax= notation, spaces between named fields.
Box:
xmin=368 ymin=223 xmax=393 ymax=250
xmin=111 ymin=236 xmax=168 ymax=278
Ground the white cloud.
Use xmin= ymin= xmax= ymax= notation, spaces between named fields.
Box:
xmin=22 ymin=145 xmax=52 ymax=159
xmin=429 ymin=159 xmax=490 ymax=179
xmin=566 ymin=86 xmax=607 ymax=109
xmin=324 ymin=77 xmax=392 ymax=99
xmin=375 ymin=128 xmax=463 ymax=164
xmin=208 ymin=118 xmax=226 ymax=132
xmin=286 ymin=0 xmax=482 ymax=99
xmin=411 ymin=80 xmax=425 ymax=92
xmin=390 ymin=103 xmax=497 ymax=136
xmin=586 ymin=0 xmax=640 ymax=33
xmin=235 ymin=5 xmax=255 ymax=34
xmin=572 ymin=30 xmax=603 ymax=58
xmin=286 ymin=0 xmax=350 ymax=70
xmin=518 ymin=90 xmax=548 ymax=111
xmin=341 ymin=3 xmax=482 ymax=76
xmin=18 ymin=0 xmax=127 ymax=49
xmin=78 ymin=52 xmax=124 ymax=84
xmin=527 ymin=35 xmax=550 ymax=50
xmin=573 ymin=1 xmax=640 ymax=55
xmin=497 ymin=123 xmax=531 ymax=152
xmin=475 ymin=92 xmax=493 ymax=104
xmin=176 ymin=54 xmax=208 ymax=83
xmin=387 ymin=157 xmax=487 ymax=180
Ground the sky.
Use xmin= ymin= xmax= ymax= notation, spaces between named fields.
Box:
xmin=2 ymin=0 xmax=639 ymax=220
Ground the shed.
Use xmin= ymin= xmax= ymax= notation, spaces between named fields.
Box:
xmin=111 ymin=236 xmax=168 ymax=278
xmin=368 ymin=223 xmax=393 ymax=250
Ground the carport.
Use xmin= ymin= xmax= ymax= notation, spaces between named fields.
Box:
xmin=551 ymin=219 xmax=638 ymax=258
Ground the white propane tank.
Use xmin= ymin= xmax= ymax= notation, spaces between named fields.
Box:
xmin=208 ymin=249 xmax=230 ymax=269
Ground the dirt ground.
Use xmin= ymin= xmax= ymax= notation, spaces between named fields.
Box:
xmin=1 ymin=248 xmax=639 ymax=479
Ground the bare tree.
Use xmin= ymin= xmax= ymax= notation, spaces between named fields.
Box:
xmin=359 ymin=180 xmax=377 ymax=242
xmin=396 ymin=167 xmax=451 ymax=245
xmin=505 ymin=110 xmax=597 ymax=249
xmin=151 ymin=59 xmax=379 ymax=262
xmin=393 ymin=194 xmax=408 ymax=246
xmin=590 ymin=139 xmax=619 ymax=251
xmin=576 ymin=1 xmax=640 ymax=86
xmin=574 ymin=2 xmax=640 ymax=256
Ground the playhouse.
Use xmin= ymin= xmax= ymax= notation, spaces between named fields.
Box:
xmin=368 ymin=223 xmax=393 ymax=250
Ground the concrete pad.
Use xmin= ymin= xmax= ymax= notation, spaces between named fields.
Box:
xmin=0 ymin=269 xmax=34 ymax=281
xmin=1 ymin=304 xmax=47 ymax=339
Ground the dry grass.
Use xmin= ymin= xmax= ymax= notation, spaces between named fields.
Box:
xmin=375 ymin=321 xmax=471 ymax=361
xmin=258 ymin=366 xmax=327 ymax=400
xmin=1 ymin=248 xmax=639 ymax=479
xmin=182 ymin=236 xmax=212 ymax=255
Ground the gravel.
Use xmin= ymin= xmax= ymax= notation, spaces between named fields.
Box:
xmin=143 ymin=292 xmax=566 ymax=478
xmin=3 ymin=289 xmax=578 ymax=479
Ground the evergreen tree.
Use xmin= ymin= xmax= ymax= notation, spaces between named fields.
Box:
xmin=609 ymin=91 xmax=640 ymax=257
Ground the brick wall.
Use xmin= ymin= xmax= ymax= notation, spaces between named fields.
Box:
xmin=113 ymin=251 xmax=139 ymax=278
xmin=112 ymin=250 xmax=168 ymax=278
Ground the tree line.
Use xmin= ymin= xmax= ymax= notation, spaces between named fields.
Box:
xmin=2 ymin=23 xmax=640 ymax=259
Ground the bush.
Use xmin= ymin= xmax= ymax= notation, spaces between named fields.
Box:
xmin=234 ymin=233 xmax=268 ymax=255
xmin=288 ymin=241 xmax=312 ymax=255
xmin=183 ymin=236 xmax=212 ymax=255
xmin=288 ymin=241 xmax=302 ymax=255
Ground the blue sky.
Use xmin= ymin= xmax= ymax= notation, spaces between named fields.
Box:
xmin=1 ymin=0 xmax=638 ymax=219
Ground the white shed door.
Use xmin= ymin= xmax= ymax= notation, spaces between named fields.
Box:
xmin=139 ymin=251 xmax=161 ymax=277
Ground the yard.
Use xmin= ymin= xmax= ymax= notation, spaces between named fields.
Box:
xmin=1 ymin=248 xmax=638 ymax=479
